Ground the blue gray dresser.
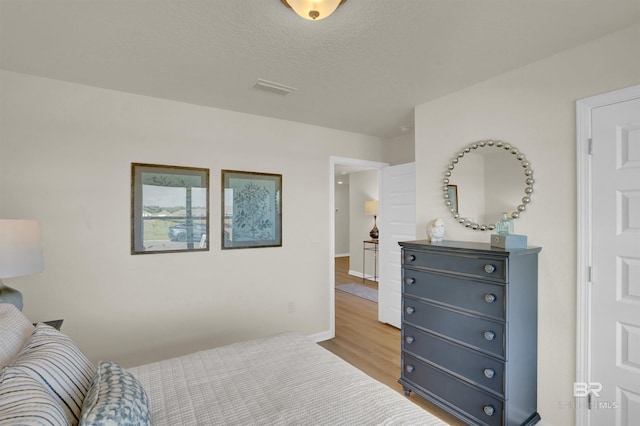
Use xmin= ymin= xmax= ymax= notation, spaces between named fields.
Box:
xmin=398 ymin=240 xmax=541 ymax=426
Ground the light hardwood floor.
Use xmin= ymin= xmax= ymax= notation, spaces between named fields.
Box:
xmin=318 ymin=256 xmax=463 ymax=425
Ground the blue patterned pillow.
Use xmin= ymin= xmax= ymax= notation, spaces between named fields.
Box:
xmin=0 ymin=367 xmax=70 ymax=425
xmin=79 ymin=361 xmax=151 ymax=426
xmin=9 ymin=323 xmax=96 ymax=426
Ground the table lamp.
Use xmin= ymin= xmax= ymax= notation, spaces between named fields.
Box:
xmin=0 ymin=220 xmax=45 ymax=311
xmin=365 ymin=200 xmax=379 ymax=239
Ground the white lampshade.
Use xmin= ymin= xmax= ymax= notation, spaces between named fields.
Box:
xmin=284 ymin=0 xmax=344 ymax=20
xmin=365 ymin=200 xmax=379 ymax=216
xmin=0 ymin=220 xmax=45 ymax=279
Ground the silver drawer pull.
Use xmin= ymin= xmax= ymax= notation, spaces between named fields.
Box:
xmin=484 ymin=293 xmax=496 ymax=303
xmin=406 ymin=254 xmax=416 ymax=262
xmin=405 ymin=365 xmax=415 ymax=373
xmin=483 ymin=405 xmax=495 ymax=416
xmin=405 ymin=307 xmax=415 ymax=315
xmin=483 ymin=368 xmax=495 ymax=379
xmin=405 ymin=336 xmax=415 ymax=344
xmin=484 ymin=264 xmax=496 ymax=274
xmin=483 ymin=331 xmax=496 ymax=341
xmin=405 ymin=277 xmax=416 ymax=285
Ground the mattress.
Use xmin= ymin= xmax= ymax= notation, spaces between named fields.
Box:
xmin=129 ymin=332 xmax=448 ymax=425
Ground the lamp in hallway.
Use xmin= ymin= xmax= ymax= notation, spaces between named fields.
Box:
xmin=0 ymin=220 xmax=45 ymax=311
xmin=365 ymin=200 xmax=379 ymax=239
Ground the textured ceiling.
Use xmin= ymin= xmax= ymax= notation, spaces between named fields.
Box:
xmin=1 ymin=0 xmax=639 ymax=138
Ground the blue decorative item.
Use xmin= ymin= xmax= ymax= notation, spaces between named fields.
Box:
xmin=491 ymin=233 xmax=528 ymax=249
xmin=495 ymin=212 xmax=514 ymax=235
xmin=79 ymin=361 xmax=151 ymax=426
xmin=492 ymin=212 xmax=527 ymax=248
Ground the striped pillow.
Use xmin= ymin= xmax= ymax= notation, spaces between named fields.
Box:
xmin=0 ymin=367 xmax=70 ymax=425
xmin=8 ymin=323 xmax=96 ymax=426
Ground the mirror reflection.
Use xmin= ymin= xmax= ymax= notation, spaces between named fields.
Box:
xmin=443 ymin=140 xmax=534 ymax=231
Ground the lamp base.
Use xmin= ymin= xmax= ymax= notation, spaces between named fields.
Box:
xmin=369 ymin=225 xmax=379 ymax=239
xmin=369 ymin=215 xmax=379 ymax=239
xmin=0 ymin=279 xmax=23 ymax=311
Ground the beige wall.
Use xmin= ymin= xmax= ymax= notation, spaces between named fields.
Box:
xmin=383 ymin=132 xmax=415 ymax=165
xmin=334 ymin=179 xmax=350 ymax=255
xmin=414 ymin=24 xmax=640 ymax=425
xmin=0 ymin=70 xmax=384 ymax=367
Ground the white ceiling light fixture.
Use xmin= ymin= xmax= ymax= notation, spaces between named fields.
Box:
xmin=280 ymin=0 xmax=347 ymax=21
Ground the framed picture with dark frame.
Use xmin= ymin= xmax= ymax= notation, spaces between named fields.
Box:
xmin=131 ymin=163 xmax=210 ymax=254
xmin=222 ymin=170 xmax=282 ymax=249
xmin=447 ymin=184 xmax=458 ymax=214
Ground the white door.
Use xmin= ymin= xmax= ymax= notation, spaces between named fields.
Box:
xmin=590 ymin=95 xmax=640 ymax=426
xmin=378 ymin=163 xmax=416 ymax=328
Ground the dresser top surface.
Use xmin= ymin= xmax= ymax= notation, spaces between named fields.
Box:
xmin=399 ymin=239 xmax=541 ymax=256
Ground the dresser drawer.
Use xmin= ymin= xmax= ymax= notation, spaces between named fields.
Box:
xmin=403 ymin=298 xmax=505 ymax=359
xmin=403 ymin=250 xmax=506 ymax=283
xmin=402 ymin=324 xmax=505 ymax=397
xmin=403 ymin=268 xmax=505 ymax=320
xmin=401 ymin=353 xmax=504 ymax=426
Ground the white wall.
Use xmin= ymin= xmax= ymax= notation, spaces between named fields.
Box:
xmin=348 ymin=170 xmax=379 ymax=279
xmin=414 ymin=24 xmax=640 ymax=426
xmin=0 ymin=70 xmax=385 ymax=367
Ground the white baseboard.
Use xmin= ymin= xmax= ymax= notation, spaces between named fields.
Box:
xmin=334 ymin=252 xmax=350 ymax=258
xmin=307 ymin=330 xmax=334 ymax=342
xmin=348 ymin=269 xmax=362 ymax=278
xmin=347 ymin=269 xmax=378 ymax=282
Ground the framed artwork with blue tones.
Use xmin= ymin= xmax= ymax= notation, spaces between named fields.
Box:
xmin=221 ymin=170 xmax=282 ymax=249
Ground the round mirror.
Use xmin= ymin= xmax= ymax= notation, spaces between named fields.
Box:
xmin=443 ymin=140 xmax=534 ymax=231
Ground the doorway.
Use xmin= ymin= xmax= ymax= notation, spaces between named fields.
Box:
xmin=329 ymin=156 xmax=387 ymax=338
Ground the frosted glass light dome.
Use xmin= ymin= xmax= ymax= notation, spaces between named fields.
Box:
xmin=284 ymin=0 xmax=345 ymax=21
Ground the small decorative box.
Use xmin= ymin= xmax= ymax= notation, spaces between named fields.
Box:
xmin=490 ymin=234 xmax=528 ymax=249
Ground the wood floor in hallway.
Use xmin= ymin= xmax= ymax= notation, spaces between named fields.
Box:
xmin=318 ymin=256 xmax=463 ymax=425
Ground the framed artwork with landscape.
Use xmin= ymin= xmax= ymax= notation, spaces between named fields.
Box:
xmin=222 ymin=170 xmax=282 ymax=249
xmin=131 ymin=163 xmax=210 ymax=254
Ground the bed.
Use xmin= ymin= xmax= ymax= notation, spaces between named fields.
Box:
xmin=0 ymin=303 xmax=448 ymax=425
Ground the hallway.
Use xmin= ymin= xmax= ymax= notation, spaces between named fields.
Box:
xmin=319 ymin=256 xmax=462 ymax=425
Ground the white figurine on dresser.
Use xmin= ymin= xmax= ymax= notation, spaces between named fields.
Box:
xmin=427 ymin=219 xmax=445 ymax=242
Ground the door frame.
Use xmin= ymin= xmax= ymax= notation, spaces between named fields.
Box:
xmin=576 ymin=84 xmax=640 ymax=426
xmin=323 ymin=156 xmax=388 ymax=341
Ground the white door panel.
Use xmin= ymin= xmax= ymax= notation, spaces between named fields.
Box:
xmin=379 ymin=163 xmax=416 ymax=328
xmin=590 ymin=96 xmax=640 ymax=426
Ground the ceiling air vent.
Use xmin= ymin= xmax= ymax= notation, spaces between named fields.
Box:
xmin=253 ymin=79 xmax=297 ymax=96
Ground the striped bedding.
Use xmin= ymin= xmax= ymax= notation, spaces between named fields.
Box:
xmin=129 ymin=332 xmax=448 ymax=425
